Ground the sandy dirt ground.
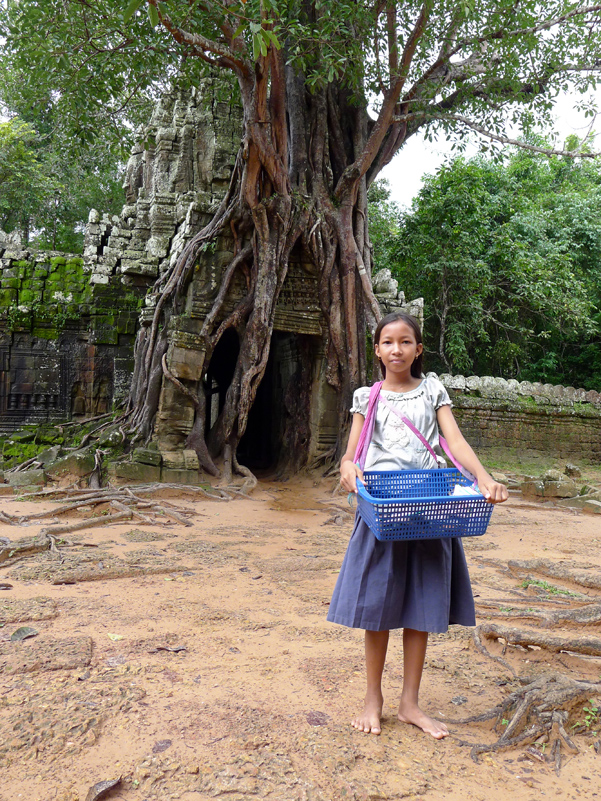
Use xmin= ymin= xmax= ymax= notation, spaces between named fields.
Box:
xmin=1 ymin=476 xmax=601 ymax=801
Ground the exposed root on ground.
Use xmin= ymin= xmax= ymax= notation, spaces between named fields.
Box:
xmin=0 ymin=488 xmax=212 ymax=566
xmin=467 ymin=553 xmax=601 ymax=772
xmin=474 ymin=623 xmax=601 ymax=674
xmin=475 ymin=601 xmax=601 ymax=627
xmin=7 ymin=482 xmax=244 ymax=508
xmin=216 ymin=445 xmax=257 ymax=496
xmin=452 ymin=672 xmax=601 ymax=772
xmin=507 ymin=558 xmax=601 ymax=591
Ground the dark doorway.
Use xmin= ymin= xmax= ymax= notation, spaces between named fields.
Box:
xmin=237 ymin=341 xmax=276 ymax=470
xmin=205 ymin=328 xmax=239 ymax=438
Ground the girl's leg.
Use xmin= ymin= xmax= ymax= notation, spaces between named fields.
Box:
xmin=352 ymin=629 xmax=389 ymax=735
xmin=397 ymin=628 xmax=449 ymax=739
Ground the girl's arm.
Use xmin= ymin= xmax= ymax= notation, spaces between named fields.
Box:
xmin=340 ymin=413 xmax=366 ymax=493
xmin=436 ymin=405 xmax=508 ymax=503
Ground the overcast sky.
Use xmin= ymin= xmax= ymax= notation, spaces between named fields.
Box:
xmin=380 ymin=92 xmax=601 ymax=208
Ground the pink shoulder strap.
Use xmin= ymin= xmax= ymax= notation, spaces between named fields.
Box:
xmin=353 ymin=382 xmax=382 ymax=471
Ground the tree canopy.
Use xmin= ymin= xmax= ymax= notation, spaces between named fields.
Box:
xmin=0 ymin=119 xmax=50 ymax=239
xmin=370 ymin=144 xmax=601 ymax=389
xmin=2 ymin=1 xmax=600 ymax=164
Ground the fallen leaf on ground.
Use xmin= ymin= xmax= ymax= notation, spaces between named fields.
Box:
xmin=152 ymin=739 xmax=172 ymax=753
xmin=10 ymin=626 xmax=39 ymax=641
xmin=84 ymin=777 xmax=121 ymax=801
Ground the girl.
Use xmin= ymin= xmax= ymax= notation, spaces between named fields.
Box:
xmin=327 ymin=312 xmax=507 ymax=739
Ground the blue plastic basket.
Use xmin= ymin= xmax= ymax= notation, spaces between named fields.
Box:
xmin=356 ymin=468 xmax=494 ymax=541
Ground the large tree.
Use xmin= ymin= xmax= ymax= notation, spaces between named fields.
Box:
xmin=3 ymin=1 xmax=601 ymax=474
xmin=370 ymin=143 xmax=601 ymax=388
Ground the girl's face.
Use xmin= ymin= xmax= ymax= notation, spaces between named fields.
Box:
xmin=375 ymin=321 xmax=423 ymax=376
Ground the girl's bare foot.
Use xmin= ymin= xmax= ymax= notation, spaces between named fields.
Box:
xmin=351 ymin=692 xmax=383 ymax=735
xmin=398 ymin=699 xmax=448 ymax=739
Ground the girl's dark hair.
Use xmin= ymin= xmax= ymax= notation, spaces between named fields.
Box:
xmin=374 ymin=312 xmax=423 ymax=379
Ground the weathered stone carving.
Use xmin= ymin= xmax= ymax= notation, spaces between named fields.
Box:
xmin=84 ymin=80 xmax=243 ymax=286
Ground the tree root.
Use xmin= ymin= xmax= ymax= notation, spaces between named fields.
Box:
xmin=0 ymin=534 xmax=53 ymax=565
xmin=10 ymin=482 xmax=244 ymax=503
xmin=475 ymin=622 xmax=601 ymax=662
xmin=232 ymin=453 xmax=257 ymax=495
xmin=39 ymin=511 xmax=134 ymax=537
xmin=451 ymin=672 xmax=601 ymax=771
xmin=0 ymin=488 xmax=206 ymax=563
xmin=475 ymin=601 xmax=601 ymax=628
xmin=507 ymin=558 xmax=601 ymax=591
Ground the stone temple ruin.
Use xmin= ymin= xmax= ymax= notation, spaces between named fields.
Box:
xmin=1 ymin=78 xmax=600 ymax=473
xmin=0 ymin=79 xmax=420 ymax=474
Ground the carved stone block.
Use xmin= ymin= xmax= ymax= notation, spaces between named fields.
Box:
xmin=167 ymin=344 xmax=204 ymax=382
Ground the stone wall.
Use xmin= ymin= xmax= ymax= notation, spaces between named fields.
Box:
xmin=439 ymin=373 xmax=601 ymax=462
xmin=0 ymin=244 xmax=143 ymax=428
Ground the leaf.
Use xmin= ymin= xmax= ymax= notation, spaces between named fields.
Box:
xmin=232 ymin=22 xmax=245 ymax=39
xmin=152 ymin=739 xmax=172 ymax=753
xmin=84 ymin=778 xmax=121 ymax=801
xmin=264 ymin=29 xmax=281 ymax=49
xmin=148 ymin=3 xmax=160 ymax=27
xmin=11 ymin=626 xmax=38 ymax=641
xmin=252 ymin=33 xmax=260 ymax=61
xmin=123 ymin=0 xmax=144 ymax=23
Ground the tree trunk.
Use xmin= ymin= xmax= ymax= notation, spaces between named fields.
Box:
xmin=125 ymin=68 xmax=380 ymax=478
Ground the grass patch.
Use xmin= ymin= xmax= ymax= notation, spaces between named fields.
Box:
xmin=521 ymin=579 xmax=579 ymax=597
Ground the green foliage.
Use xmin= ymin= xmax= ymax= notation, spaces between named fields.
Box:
xmin=0 ymin=119 xmax=51 ymax=236
xmin=367 ymin=180 xmax=401 ymax=274
xmin=520 ymin=579 xmax=579 ymax=597
xmin=2 ymin=0 xmax=600 ymax=164
xmin=370 ymin=145 xmax=601 ymax=389
xmin=0 ymin=105 xmax=124 ymax=251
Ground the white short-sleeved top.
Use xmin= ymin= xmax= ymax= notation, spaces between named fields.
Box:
xmin=351 ymin=375 xmax=453 ymax=471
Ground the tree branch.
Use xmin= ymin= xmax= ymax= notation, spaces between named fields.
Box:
xmin=334 ymin=0 xmax=433 ymax=201
xmin=148 ymin=0 xmax=252 ymax=77
xmin=392 ymin=110 xmax=600 ymax=158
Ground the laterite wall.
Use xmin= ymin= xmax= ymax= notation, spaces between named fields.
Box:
xmin=439 ymin=374 xmax=601 ymax=462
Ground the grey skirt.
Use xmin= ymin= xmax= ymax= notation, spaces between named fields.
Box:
xmin=327 ymin=513 xmax=476 ymax=633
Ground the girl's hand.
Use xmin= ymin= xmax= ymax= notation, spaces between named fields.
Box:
xmin=477 ymin=476 xmax=508 ymax=504
xmin=340 ymin=461 xmax=365 ymax=494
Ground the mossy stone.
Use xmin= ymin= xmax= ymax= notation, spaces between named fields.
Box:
xmin=8 ymin=469 xmax=46 ymax=487
xmin=10 ymin=431 xmax=36 ymax=444
xmin=0 ymin=289 xmax=17 ymax=304
xmin=46 ymin=449 xmax=96 ymax=478
xmin=133 ymin=448 xmax=162 ymax=466
xmin=2 ymin=278 xmax=19 ymax=289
